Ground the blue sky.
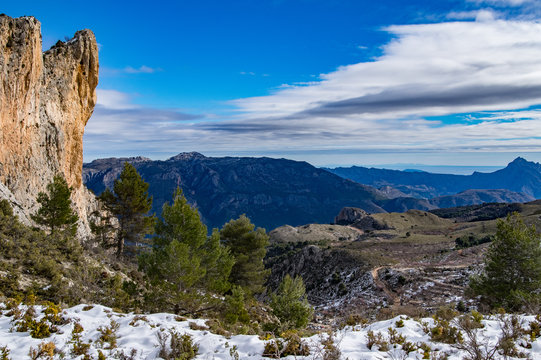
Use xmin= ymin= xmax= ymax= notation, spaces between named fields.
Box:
xmin=4 ymin=0 xmax=541 ymax=171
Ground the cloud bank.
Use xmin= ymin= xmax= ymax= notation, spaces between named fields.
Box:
xmin=85 ymin=18 xmax=541 ymax=164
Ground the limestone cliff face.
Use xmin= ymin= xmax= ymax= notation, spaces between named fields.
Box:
xmin=0 ymin=15 xmax=98 ymax=235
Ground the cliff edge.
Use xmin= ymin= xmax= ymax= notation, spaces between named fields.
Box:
xmin=0 ymin=14 xmax=99 ymax=235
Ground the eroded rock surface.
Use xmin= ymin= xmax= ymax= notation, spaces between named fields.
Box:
xmin=0 ymin=15 xmax=98 ymax=235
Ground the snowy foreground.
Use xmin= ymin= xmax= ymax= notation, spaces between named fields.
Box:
xmin=2 ymin=303 xmax=541 ymax=359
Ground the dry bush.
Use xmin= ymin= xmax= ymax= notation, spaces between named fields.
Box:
xmin=156 ymin=329 xmax=199 ymax=360
xmin=97 ymin=319 xmax=120 ymax=349
xmin=28 ymin=342 xmax=55 ymax=360
xmin=263 ymin=331 xmax=310 ymax=358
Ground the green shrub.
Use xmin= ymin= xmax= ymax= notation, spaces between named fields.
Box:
xmin=345 ymin=313 xmax=368 ymax=327
xmin=455 ymin=234 xmax=493 ymax=249
xmin=430 ymin=317 xmax=462 ymax=344
xmin=401 ymin=341 xmax=417 ymax=353
xmin=30 ymin=319 xmax=51 ymax=339
xmin=224 ymin=285 xmax=250 ymax=324
xmin=269 ymin=275 xmax=313 ymax=331
xmin=43 ymin=302 xmax=63 ymax=325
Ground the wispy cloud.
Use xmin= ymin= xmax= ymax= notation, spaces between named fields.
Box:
xmin=123 ymin=65 xmax=162 ymax=74
xmin=85 ymin=90 xmax=204 ymax=158
xmin=467 ymin=0 xmax=534 ymax=6
xmin=100 ymin=65 xmax=163 ymax=76
xmin=240 ymin=71 xmax=270 ymax=77
xmin=447 ymin=9 xmax=500 ymax=21
xmin=465 ymin=0 xmax=541 ymax=19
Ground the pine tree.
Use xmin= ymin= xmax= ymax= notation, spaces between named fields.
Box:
xmin=470 ymin=213 xmax=541 ymax=310
xmin=90 ymin=190 xmax=117 ymax=249
xmin=102 ymin=162 xmax=154 ymax=257
xmin=139 ymin=188 xmax=234 ymax=314
xmin=31 ymin=175 xmax=78 ymax=235
xmin=270 ymin=274 xmax=313 ymax=331
xmin=220 ymin=215 xmax=270 ymax=295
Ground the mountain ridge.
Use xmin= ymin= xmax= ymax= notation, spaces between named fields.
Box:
xmin=325 ymin=157 xmax=541 ymax=199
xmin=84 ymin=153 xmax=389 ymax=230
xmin=84 ymin=154 xmax=538 ymax=231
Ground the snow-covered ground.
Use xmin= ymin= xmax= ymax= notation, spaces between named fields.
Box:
xmin=1 ymin=303 xmax=541 ymax=359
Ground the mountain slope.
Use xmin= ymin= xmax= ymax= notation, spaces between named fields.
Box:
xmin=430 ymin=189 xmax=534 ymax=208
xmin=326 ymin=157 xmax=541 ymax=199
xmin=83 ymin=153 xmax=389 ymax=230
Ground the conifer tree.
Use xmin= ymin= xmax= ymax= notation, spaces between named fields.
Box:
xmin=31 ymin=175 xmax=78 ymax=235
xmin=220 ymin=215 xmax=270 ymax=295
xmin=470 ymin=213 xmax=541 ymax=310
xmin=270 ymin=274 xmax=313 ymax=330
xmin=139 ymin=188 xmax=234 ymax=314
xmin=90 ymin=191 xmax=117 ymax=249
xmin=101 ymin=162 xmax=154 ymax=257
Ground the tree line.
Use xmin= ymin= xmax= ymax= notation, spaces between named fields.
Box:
xmin=33 ymin=163 xmax=312 ymax=332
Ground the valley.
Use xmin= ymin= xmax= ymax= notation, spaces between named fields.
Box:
xmin=268 ymin=201 xmax=541 ymax=318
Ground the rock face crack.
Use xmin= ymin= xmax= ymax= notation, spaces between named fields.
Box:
xmin=0 ymin=15 xmax=99 ymax=236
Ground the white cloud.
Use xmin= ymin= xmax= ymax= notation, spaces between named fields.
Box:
xmin=232 ymin=20 xmax=541 ymax=119
xmin=100 ymin=65 xmax=162 ymax=76
xmin=468 ymin=0 xmax=533 ymax=6
xmin=447 ymin=9 xmax=500 ymax=21
xmin=123 ymin=65 xmax=161 ymax=74
xmin=95 ymin=89 xmax=135 ymax=110
xmin=85 ymin=19 xmax=541 ymax=164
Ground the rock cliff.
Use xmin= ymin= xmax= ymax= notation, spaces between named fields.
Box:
xmin=0 ymin=14 xmax=98 ymax=235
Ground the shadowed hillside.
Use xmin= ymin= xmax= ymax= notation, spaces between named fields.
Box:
xmin=84 ymin=152 xmax=390 ymax=230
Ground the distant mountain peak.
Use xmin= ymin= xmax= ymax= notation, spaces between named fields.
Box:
xmin=510 ymin=157 xmax=528 ymax=164
xmin=167 ymin=152 xmax=207 ymax=161
xmin=505 ymin=157 xmax=540 ymax=171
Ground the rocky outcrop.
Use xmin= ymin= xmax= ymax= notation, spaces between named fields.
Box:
xmin=334 ymin=207 xmax=388 ymax=231
xmin=334 ymin=207 xmax=369 ymax=225
xmin=0 ymin=15 xmax=99 ymax=236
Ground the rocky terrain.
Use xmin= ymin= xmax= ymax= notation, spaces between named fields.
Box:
xmin=267 ymin=201 xmax=541 ymax=317
xmin=326 ymin=157 xmax=541 ymax=199
xmin=0 ymin=15 xmax=99 ymax=235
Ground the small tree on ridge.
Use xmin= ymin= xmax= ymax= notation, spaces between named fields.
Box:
xmin=32 ymin=174 xmax=78 ymax=235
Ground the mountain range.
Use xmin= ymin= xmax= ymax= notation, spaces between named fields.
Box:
xmin=326 ymin=157 xmax=541 ymax=199
xmin=83 ymin=152 xmax=389 ymax=230
xmin=83 ymin=154 xmax=539 ymax=231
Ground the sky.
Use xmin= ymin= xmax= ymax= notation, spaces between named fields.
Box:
xmin=4 ymin=0 xmax=541 ymax=171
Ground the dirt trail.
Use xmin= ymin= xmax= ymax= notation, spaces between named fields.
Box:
xmin=371 ymin=266 xmax=398 ymax=306
xmin=346 ymin=225 xmax=364 ymax=236
xmin=369 ymin=263 xmax=470 ymax=309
